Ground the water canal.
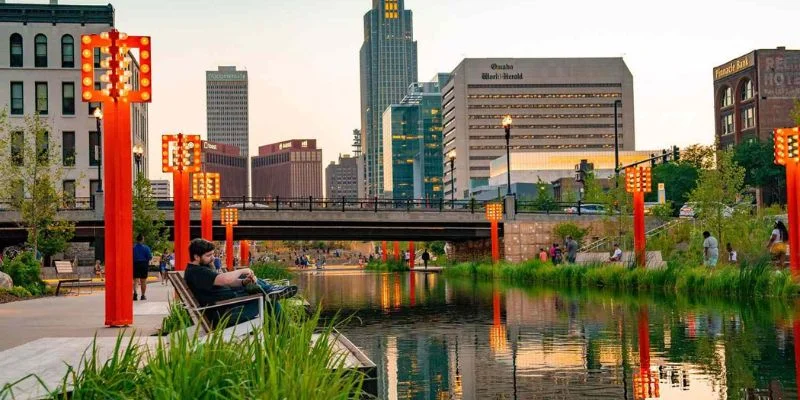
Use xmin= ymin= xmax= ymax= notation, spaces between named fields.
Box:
xmin=297 ymin=270 xmax=800 ymax=400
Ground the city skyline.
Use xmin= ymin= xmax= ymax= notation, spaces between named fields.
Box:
xmin=47 ymin=0 xmax=800 ymax=183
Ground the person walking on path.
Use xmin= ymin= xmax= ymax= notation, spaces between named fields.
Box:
xmin=727 ymin=243 xmax=738 ymax=264
xmin=133 ymin=234 xmax=152 ymax=301
xmin=565 ymin=236 xmax=579 ymax=264
xmin=421 ymin=250 xmax=431 ymax=270
xmin=768 ymin=220 xmax=789 ymax=267
xmin=703 ymin=231 xmax=719 ymax=268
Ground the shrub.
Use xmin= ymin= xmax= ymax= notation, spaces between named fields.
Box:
xmin=553 ymin=223 xmax=590 ymax=246
xmin=250 ymin=262 xmax=294 ymax=281
xmin=0 ymin=251 xmax=45 ymax=294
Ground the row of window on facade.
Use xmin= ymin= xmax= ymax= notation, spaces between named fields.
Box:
xmin=8 ymin=33 xmax=82 ymax=68
xmin=720 ymin=107 xmax=756 ymax=135
xmin=9 ymin=81 xmax=82 ymax=116
xmin=6 ymin=130 xmax=102 ymax=168
xmin=719 ymin=79 xmax=754 ymax=108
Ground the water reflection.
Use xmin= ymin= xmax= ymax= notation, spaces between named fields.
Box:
xmin=296 ymin=271 xmax=800 ymax=400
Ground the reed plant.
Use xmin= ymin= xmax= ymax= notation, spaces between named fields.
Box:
xmin=250 ymin=262 xmax=294 ymax=281
xmin=365 ymin=259 xmax=409 ymax=272
xmin=443 ymin=258 xmax=799 ymax=300
xmin=1 ymin=307 xmax=365 ymax=399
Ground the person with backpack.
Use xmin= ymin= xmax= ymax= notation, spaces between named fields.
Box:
xmin=421 ymin=249 xmax=431 ymax=270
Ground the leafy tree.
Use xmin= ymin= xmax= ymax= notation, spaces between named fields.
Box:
xmin=732 ymin=139 xmax=785 ymax=205
xmin=680 ymin=144 xmax=716 ymax=170
xmin=428 ymin=241 xmax=445 ymax=256
xmin=646 ymin=162 xmax=700 ymax=212
xmin=553 ymin=223 xmax=590 ymax=246
xmin=0 ymin=111 xmax=75 ymax=259
xmin=133 ymin=173 xmax=169 ymax=254
xmin=582 ymin=172 xmax=607 ymax=204
xmin=532 ymin=179 xmax=556 ymax=212
xmin=688 ymin=149 xmax=746 ymax=243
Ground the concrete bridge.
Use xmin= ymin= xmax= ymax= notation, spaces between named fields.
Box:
xmin=0 ymin=195 xmax=648 ymax=263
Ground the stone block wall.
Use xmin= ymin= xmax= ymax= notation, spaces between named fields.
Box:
xmin=504 ymin=217 xmax=614 ymax=263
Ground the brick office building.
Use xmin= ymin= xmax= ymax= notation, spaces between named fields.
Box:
xmin=713 ymin=47 xmax=800 ymax=148
xmin=201 ymin=141 xmax=248 ymax=198
xmin=251 ymin=139 xmax=323 ymax=198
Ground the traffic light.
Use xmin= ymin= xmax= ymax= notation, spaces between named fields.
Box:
xmin=672 ymin=145 xmax=680 ymax=162
xmin=661 ymin=149 xmax=668 ymax=164
xmin=650 ymin=153 xmax=656 ymax=168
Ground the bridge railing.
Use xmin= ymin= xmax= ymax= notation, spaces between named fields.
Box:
xmin=515 ymin=200 xmax=601 ymax=216
xmin=0 ymin=197 xmax=95 ymax=211
xmin=153 ymin=196 xmax=500 ymax=213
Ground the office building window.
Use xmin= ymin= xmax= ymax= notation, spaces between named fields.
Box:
xmin=89 ymin=131 xmax=100 ymax=166
xmin=10 ymin=82 xmax=23 ymax=115
xmin=34 ymin=34 xmax=47 ymax=67
xmin=11 ymin=131 xmax=23 ymax=166
xmin=720 ymin=87 xmax=733 ymax=108
xmin=62 ymin=82 xmax=75 ymax=115
xmin=35 ymin=82 xmax=48 ymax=115
xmin=63 ymin=131 xmax=75 ymax=166
xmin=741 ymin=107 xmax=755 ymax=129
xmin=61 ymin=34 xmax=74 ymax=68
xmin=721 ymin=114 xmax=734 ymax=135
xmin=740 ymin=79 xmax=753 ymax=101
xmin=62 ymin=180 xmax=76 ymax=206
xmin=37 ymin=131 xmax=49 ymax=165
xmin=9 ymin=33 xmax=23 ymax=67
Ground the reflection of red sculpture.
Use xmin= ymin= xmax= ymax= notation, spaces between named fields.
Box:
xmin=634 ymin=307 xmax=660 ymax=399
xmin=80 ymin=29 xmax=152 ymax=327
xmin=626 ymin=167 xmax=652 ymax=268
xmin=489 ymin=289 xmax=507 ymax=352
xmin=409 ymin=272 xmax=416 ymax=307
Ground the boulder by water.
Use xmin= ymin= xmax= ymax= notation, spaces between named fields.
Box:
xmin=0 ymin=271 xmax=13 ymax=289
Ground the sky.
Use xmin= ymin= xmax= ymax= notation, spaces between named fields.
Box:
xmin=41 ymin=0 xmax=800 ymax=181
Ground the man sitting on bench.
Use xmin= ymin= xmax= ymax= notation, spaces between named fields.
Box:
xmin=184 ymin=239 xmax=298 ymax=328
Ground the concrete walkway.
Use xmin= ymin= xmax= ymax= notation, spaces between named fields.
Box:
xmin=0 ymin=282 xmax=170 ymax=352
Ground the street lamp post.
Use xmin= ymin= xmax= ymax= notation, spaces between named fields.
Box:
xmin=613 ymin=100 xmax=622 ymax=187
xmin=80 ymin=29 xmax=152 ymax=327
xmin=132 ymin=143 xmax=143 ymax=176
xmin=502 ymin=115 xmax=513 ymax=196
xmin=93 ymin=107 xmax=103 ymax=192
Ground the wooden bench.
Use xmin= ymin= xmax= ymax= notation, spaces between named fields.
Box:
xmin=53 ymin=260 xmax=92 ymax=296
xmin=167 ymin=271 xmax=265 ymax=337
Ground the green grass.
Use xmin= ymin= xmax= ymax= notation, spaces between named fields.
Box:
xmin=1 ymin=308 xmax=365 ymax=399
xmin=443 ymin=259 xmax=800 ymax=300
xmin=365 ymin=260 xmax=410 ymax=272
xmin=250 ymin=262 xmax=294 ymax=281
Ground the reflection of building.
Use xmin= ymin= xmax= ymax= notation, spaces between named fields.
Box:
xmin=442 ymin=58 xmax=635 ymax=199
xmin=251 ymin=139 xmax=323 ymax=198
xmin=360 ymin=0 xmax=418 ymax=197
xmin=0 ymin=2 xmax=149 ymax=198
xmin=201 ymin=141 xmax=247 ymax=197
xmin=713 ymin=48 xmax=800 ymax=148
xmin=382 ymin=76 xmax=448 ymax=199
xmin=206 ymin=66 xmax=249 ymax=157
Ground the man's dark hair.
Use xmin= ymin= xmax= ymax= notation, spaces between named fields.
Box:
xmin=136 ymin=234 xmax=144 ymax=242
xmin=703 ymin=231 xmax=710 ymax=238
xmin=189 ymin=239 xmax=215 ymax=261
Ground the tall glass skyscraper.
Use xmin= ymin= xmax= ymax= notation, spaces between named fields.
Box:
xmin=360 ymin=0 xmax=418 ymax=197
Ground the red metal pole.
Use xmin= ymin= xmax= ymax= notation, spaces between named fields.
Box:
xmin=394 ymin=241 xmax=400 ymax=262
xmin=382 ymin=241 xmax=388 ymax=263
xmin=788 ymin=162 xmax=800 ymax=278
xmin=240 ymin=240 xmax=250 ymax=267
xmin=794 ymin=318 xmax=800 ymax=399
xmin=491 ymin=221 xmax=500 ymax=264
xmin=200 ymin=198 xmax=213 ymax=241
xmin=103 ymin=99 xmax=133 ymax=327
xmin=409 ymin=241 xmax=415 ymax=269
xmin=225 ymin=224 xmax=234 ymax=270
xmin=173 ymin=171 xmax=190 ymax=271
xmin=633 ymin=191 xmax=646 ymax=268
